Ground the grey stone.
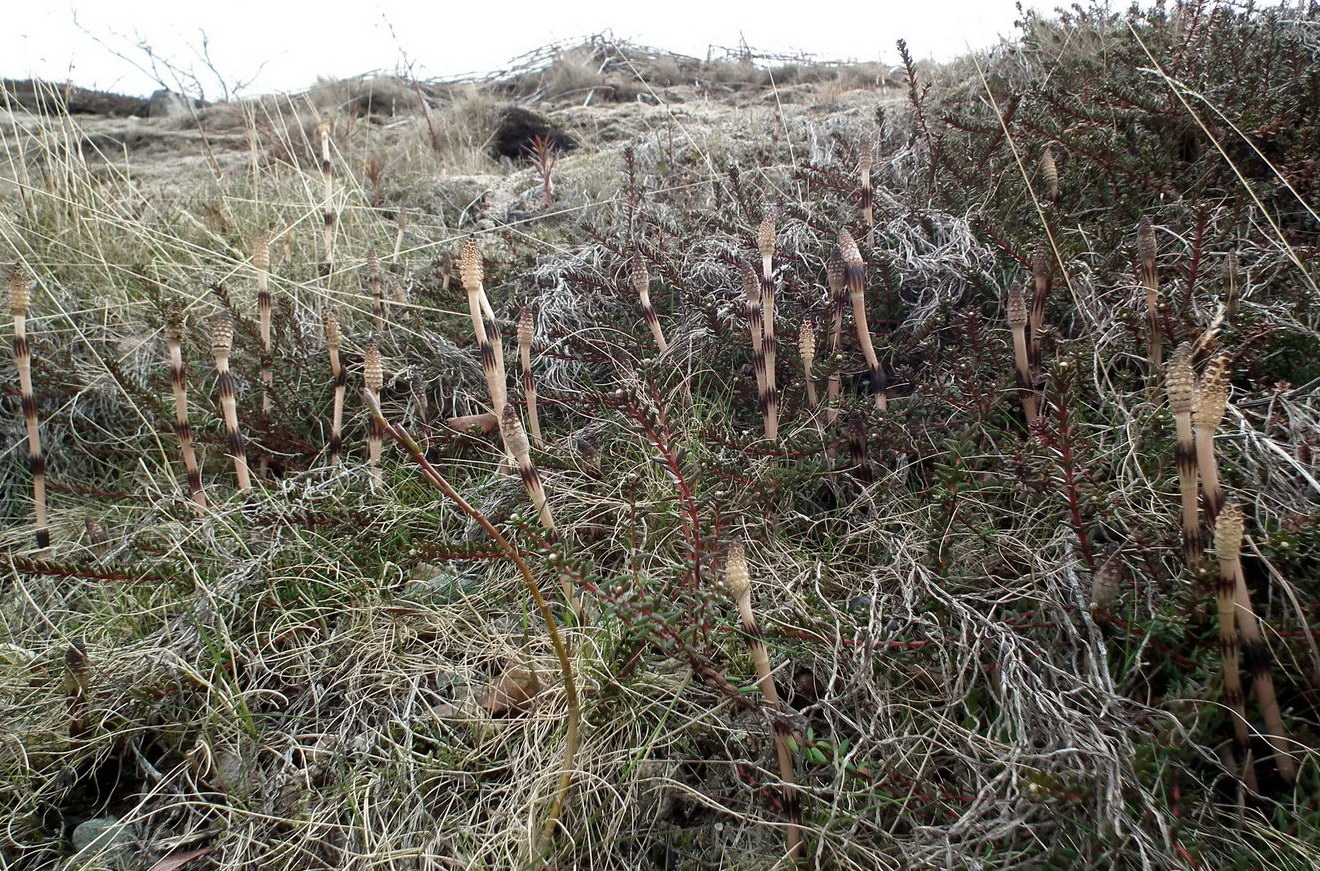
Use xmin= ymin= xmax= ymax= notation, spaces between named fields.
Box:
xmin=71 ymin=817 xmax=132 ymax=855
xmin=147 ymin=89 xmax=193 ymax=118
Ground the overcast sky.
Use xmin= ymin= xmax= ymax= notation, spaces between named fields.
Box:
xmin=7 ymin=1 xmax=1131 ymax=98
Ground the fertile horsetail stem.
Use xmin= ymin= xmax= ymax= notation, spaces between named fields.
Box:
xmin=323 ymin=307 xmax=345 ymax=466
xmin=366 ymin=248 xmax=384 ymax=332
xmin=1168 ymin=344 xmax=1202 ymax=568
xmin=1194 ymin=354 xmax=1231 ymax=524
xmin=1137 ymin=217 xmax=1162 ymax=373
xmin=799 ymin=319 xmax=818 ymax=409
xmin=500 ymin=405 xmax=579 ymax=615
xmin=1215 ymin=503 xmax=1297 ymax=783
xmin=725 ymin=540 xmax=802 ymax=862
xmin=1007 ymin=285 xmax=1037 ymax=426
xmin=518 ymin=307 xmax=543 ymax=448
xmin=847 ymin=410 xmax=872 ymax=484
xmin=1040 ymin=143 xmax=1059 ymax=203
xmin=318 ymin=115 xmax=336 ymax=269
xmin=165 ymin=303 xmax=206 ymax=508
xmin=253 ymin=232 xmax=273 ymax=479
xmin=1209 ymin=498 xmax=1256 ymax=787
xmin=757 ymin=213 xmax=779 ymax=441
xmin=211 ymin=313 xmax=250 ymax=492
xmin=364 ymin=338 xmax=384 ymax=487
xmin=824 ymin=245 xmax=846 ymax=425
xmin=1029 ymin=244 xmax=1051 ymax=368
xmin=461 ymin=239 xmax=507 ymax=417
xmin=858 ymin=142 xmax=875 ymax=246
xmin=839 ymin=231 xmax=886 ymax=410
xmin=739 ymin=260 xmax=770 ymax=435
xmin=9 ymin=264 xmax=48 ymax=550
xmin=631 ymin=252 xmax=667 ymax=352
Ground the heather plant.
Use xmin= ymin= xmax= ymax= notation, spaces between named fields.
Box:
xmin=2 ymin=4 xmax=1319 ymax=870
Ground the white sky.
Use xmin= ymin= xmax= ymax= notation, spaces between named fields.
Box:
xmin=8 ymin=1 xmax=1107 ymax=98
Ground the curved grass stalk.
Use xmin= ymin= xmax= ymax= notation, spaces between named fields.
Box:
xmin=839 ymin=230 xmax=886 ymax=410
xmin=364 ymin=389 xmax=580 ymax=855
xmin=461 ymin=239 xmax=507 ymax=417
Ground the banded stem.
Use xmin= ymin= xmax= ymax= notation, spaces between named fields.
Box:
xmin=858 ymin=143 xmax=874 ymax=246
xmin=9 ymin=265 xmax=49 ymax=550
xmin=839 ymin=231 xmax=886 ymax=410
xmin=824 ymin=246 xmax=846 ymax=425
xmin=1194 ymin=353 xmax=1231 ymax=524
xmin=500 ymin=405 xmax=579 ymax=616
xmin=739 ymin=261 xmax=769 ymax=433
xmin=1216 ymin=503 xmax=1297 ymax=783
xmin=799 ymin=319 xmax=818 ymax=409
xmin=518 ymin=307 xmax=543 ymax=448
xmin=253 ymin=232 xmax=273 ymax=478
xmin=1007 ymin=285 xmax=1037 ymax=426
xmin=1210 ymin=501 xmax=1255 ymax=787
xmin=1029 ymin=244 xmax=1051 ymax=369
xmin=758 ymin=214 xmax=779 ymax=441
xmin=364 ymin=338 xmax=384 ymax=487
xmin=631 ymin=252 xmax=668 ymax=352
xmin=211 ymin=314 xmax=251 ymax=491
xmin=1137 ymin=217 xmax=1163 ymax=373
xmin=1167 ymin=344 xmax=1202 ymax=568
xmin=847 ymin=411 xmax=872 ymax=484
xmin=725 ymin=540 xmax=802 ymax=862
xmin=323 ymin=307 xmax=345 ymax=466
xmin=366 ymin=248 xmax=384 ymax=332
xmin=318 ymin=116 xmax=336 ymax=270
xmin=165 ymin=304 xmax=206 ymax=507
xmin=460 ymin=239 xmax=507 ymax=417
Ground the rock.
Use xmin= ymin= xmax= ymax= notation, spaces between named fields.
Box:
xmin=71 ymin=817 xmax=132 ymax=855
xmin=490 ymin=106 xmax=576 ymax=162
xmin=147 ymin=89 xmax=193 ymax=118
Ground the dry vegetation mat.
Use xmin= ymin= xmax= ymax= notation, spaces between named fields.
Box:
xmin=2 ymin=3 xmax=1320 ymax=869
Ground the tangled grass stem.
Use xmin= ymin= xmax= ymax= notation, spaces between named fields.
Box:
xmin=362 ymin=388 xmax=581 ymax=857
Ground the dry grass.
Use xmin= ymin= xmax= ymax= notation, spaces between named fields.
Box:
xmin=3 ymin=7 xmax=1320 ymax=871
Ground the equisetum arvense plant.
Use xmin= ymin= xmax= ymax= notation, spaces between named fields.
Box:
xmin=164 ymin=303 xmax=206 ymax=508
xmin=1167 ymin=343 xmax=1202 ymax=569
xmin=318 ymin=115 xmax=335 ymax=268
xmin=757 ymin=213 xmax=780 ymax=441
xmin=1040 ymin=143 xmax=1059 ymax=203
xmin=724 ymin=539 xmax=802 ymax=862
xmin=518 ymin=307 xmax=543 ymax=448
xmin=1029 ymin=244 xmax=1050 ymax=368
xmin=739 ymin=260 xmax=770 ymax=435
xmin=839 ymin=230 xmax=886 ymax=410
xmin=1194 ymin=353 xmax=1231 ymax=524
xmin=253 ymin=232 xmax=273 ymax=478
xmin=366 ymin=248 xmax=384 ymax=332
xmin=1007 ymin=284 xmax=1037 ymax=426
xmin=847 ymin=410 xmax=872 ymax=484
xmin=9 ymin=264 xmax=49 ymax=550
xmin=1137 ymin=216 xmax=1162 ymax=373
xmin=363 ymin=338 xmax=384 ymax=486
xmin=460 ymin=239 xmax=507 ymax=418
xmin=499 ymin=404 xmax=579 ymax=616
xmin=1215 ymin=502 xmax=1297 ymax=783
xmin=631 ymin=251 xmax=667 ymax=352
xmin=1209 ymin=497 xmax=1256 ymax=789
xmin=824 ymin=244 xmax=846 ymax=425
xmin=799 ymin=319 xmax=818 ymax=409
xmin=211 ymin=313 xmax=251 ymax=492
xmin=323 ymin=306 xmax=346 ymax=466
xmin=858 ymin=140 xmax=874 ymax=246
